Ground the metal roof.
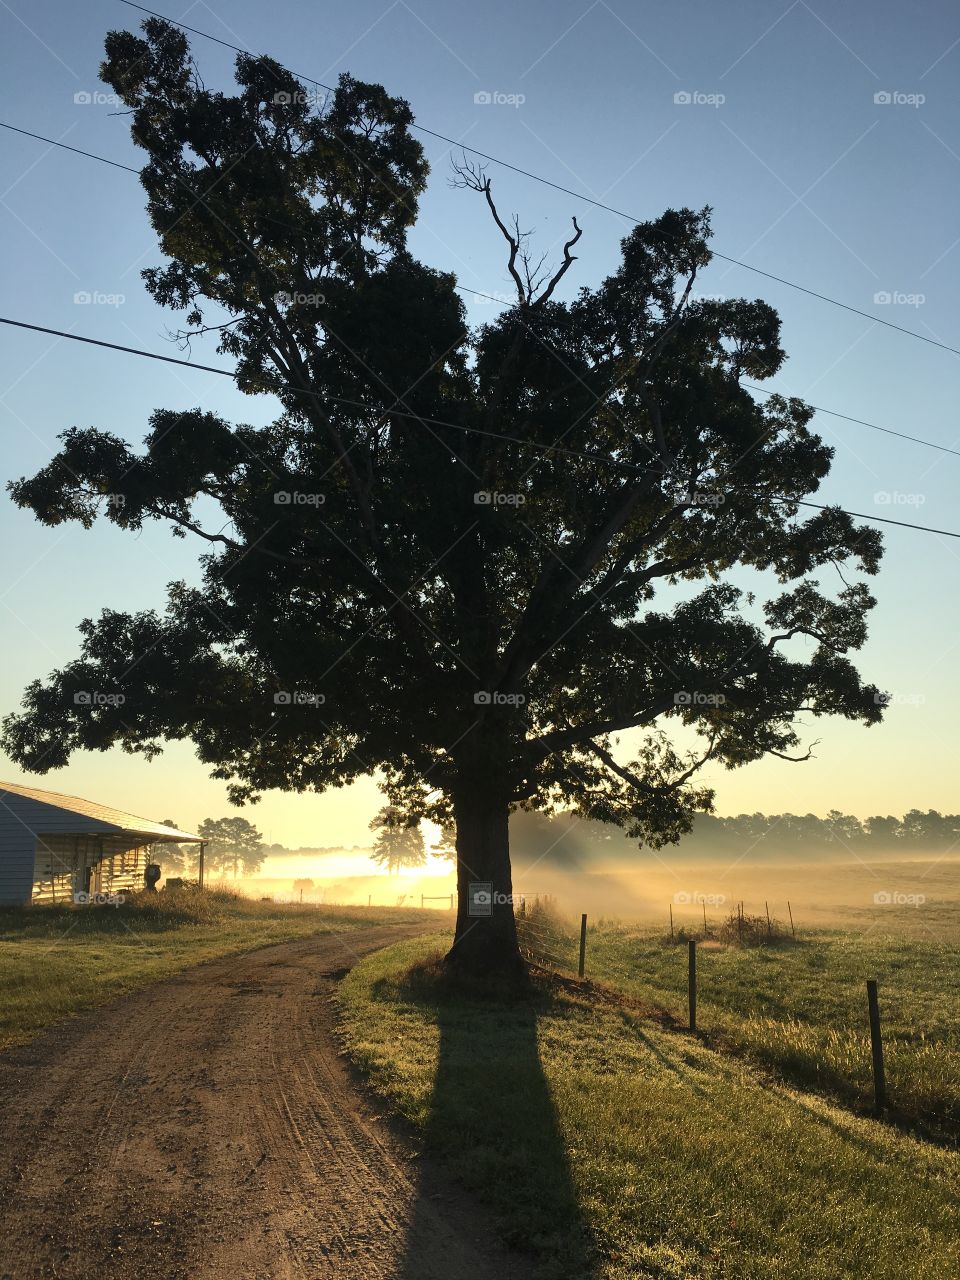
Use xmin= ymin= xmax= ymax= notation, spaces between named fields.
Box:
xmin=0 ymin=781 xmax=202 ymax=842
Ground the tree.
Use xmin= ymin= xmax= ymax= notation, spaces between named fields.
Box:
xmin=197 ymin=816 xmax=265 ymax=878
xmin=153 ymin=817 xmax=188 ymax=873
xmin=1 ymin=19 xmax=885 ymax=977
xmin=292 ymin=877 xmax=314 ymax=900
xmin=369 ymin=805 xmax=426 ymax=875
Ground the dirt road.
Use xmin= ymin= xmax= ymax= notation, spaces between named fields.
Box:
xmin=0 ymin=927 xmax=530 ymax=1280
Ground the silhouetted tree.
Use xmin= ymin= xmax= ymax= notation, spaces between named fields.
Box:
xmin=1 ymin=19 xmax=884 ymax=975
xmin=369 ymin=805 xmax=426 ymax=874
xmin=197 ymin=816 xmax=265 ymax=878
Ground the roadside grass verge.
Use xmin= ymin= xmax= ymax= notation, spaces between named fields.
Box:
xmin=337 ymin=933 xmax=960 ymax=1280
xmin=520 ymin=907 xmax=960 ymax=1142
xmin=0 ymin=889 xmax=430 ymax=1050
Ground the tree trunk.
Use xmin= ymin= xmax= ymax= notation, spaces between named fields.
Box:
xmin=444 ymin=775 xmax=523 ymax=977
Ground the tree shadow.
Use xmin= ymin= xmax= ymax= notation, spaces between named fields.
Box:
xmin=387 ymin=964 xmax=598 ymax=1280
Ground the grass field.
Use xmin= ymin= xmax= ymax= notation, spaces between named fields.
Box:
xmin=337 ymin=934 xmax=960 ymax=1280
xmin=0 ymin=888 xmax=431 ymax=1051
xmin=516 ymin=903 xmax=960 ymax=1142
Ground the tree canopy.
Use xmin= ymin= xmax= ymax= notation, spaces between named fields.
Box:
xmin=197 ymin=816 xmax=265 ymax=878
xmin=2 ymin=18 xmax=884 ymax=973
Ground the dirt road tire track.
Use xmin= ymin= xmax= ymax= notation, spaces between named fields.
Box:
xmin=0 ymin=927 xmax=532 ymax=1280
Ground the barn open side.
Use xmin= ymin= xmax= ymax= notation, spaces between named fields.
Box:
xmin=0 ymin=781 xmax=202 ymax=905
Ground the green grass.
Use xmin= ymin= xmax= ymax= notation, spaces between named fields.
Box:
xmin=521 ymin=909 xmax=960 ymax=1141
xmin=337 ymin=934 xmax=960 ymax=1280
xmin=0 ymin=888 xmax=429 ymax=1050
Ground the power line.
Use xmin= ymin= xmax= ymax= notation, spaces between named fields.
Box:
xmin=3 ymin=314 xmax=959 ymax=540
xmin=114 ymin=0 xmax=960 ymax=362
xmin=3 ymin=122 xmax=959 ymax=465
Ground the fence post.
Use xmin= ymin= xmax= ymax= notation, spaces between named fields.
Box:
xmin=420 ymin=894 xmax=424 ymax=909
xmin=367 ymin=894 xmax=371 ymax=907
xmin=688 ymin=939 xmax=697 ymax=1031
xmin=702 ymin=899 xmax=707 ymax=934
xmin=866 ymin=979 xmax=886 ymax=1115
xmin=669 ymin=902 xmax=674 ymax=941
xmin=787 ymin=901 xmax=796 ymax=938
xmin=765 ymin=901 xmax=772 ymax=940
xmin=578 ymin=913 xmax=587 ymax=978
xmin=449 ymin=893 xmax=454 ymax=910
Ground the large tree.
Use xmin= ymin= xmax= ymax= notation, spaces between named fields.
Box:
xmin=197 ymin=816 xmax=265 ymax=879
xmin=2 ymin=19 xmax=884 ymax=975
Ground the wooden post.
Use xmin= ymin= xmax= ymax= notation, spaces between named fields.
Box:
xmin=765 ymin=901 xmax=772 ymax=940
xmin=702 ymin=899 xmax=708 ymax=935
xmin=449 ymin=893 xmax=454 ymax=910
xmin=669 ymin=902 xmax=675 ymax=941
xmin=519 ymin=895 xmax=526 ymax=918
xmin=199 ymin=842 xmax=206 ymax=889
xmin=737 ymin=901 xmax=743 ymax=944
xmin=299 ymin=888 xmax=303 ymax=904
xmin=420 ymin=893 xmax=424 ymax=908
xmin=578 ymin=913 xmax=587 ymax=978
xmin=368 ymin=893 xmax=371 ymax=907
xmin=787 ymin=901 xmax=796 ymax=938
xmin=688 ymin=939 xmax=697 ymax=1031
xmin=866 ymin=980 xmax=886 ymax=1115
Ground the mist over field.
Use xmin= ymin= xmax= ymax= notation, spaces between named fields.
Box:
xmin=223 ymin=810 xmax=960 ymax=936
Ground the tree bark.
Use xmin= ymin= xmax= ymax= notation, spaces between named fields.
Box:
xmin=444 ymin=774 xmax=523 ymax=976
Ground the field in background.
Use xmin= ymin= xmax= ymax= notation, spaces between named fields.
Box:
xmin=518 ymin=902 xmax=960 ymax=1142
xmin=337 ymin=935 xmax=960 ymax=1280
xmin=0 ymin=890 xmax=435 ymax=1050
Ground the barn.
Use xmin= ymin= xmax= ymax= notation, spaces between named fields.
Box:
xmin=0 ymin=781 xmax=203 ymax=906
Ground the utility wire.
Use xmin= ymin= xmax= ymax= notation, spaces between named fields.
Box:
xmin=3 ymin=314 xmax=959 ymax=540
xmin=3 ymin=122 xmax=959 ymax=463
xmin=114 ymin=0 xmax=960 ymax=362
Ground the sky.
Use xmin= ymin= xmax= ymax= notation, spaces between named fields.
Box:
xmin=1 ymin=0 xmax=959 ymax=846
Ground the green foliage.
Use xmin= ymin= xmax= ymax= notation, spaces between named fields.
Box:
xmin=2 ymin=19 xmax=884 ymax=877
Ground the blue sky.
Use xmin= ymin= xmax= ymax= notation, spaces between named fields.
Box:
xmin=1 ymin=0 xmax=959 ymax=844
